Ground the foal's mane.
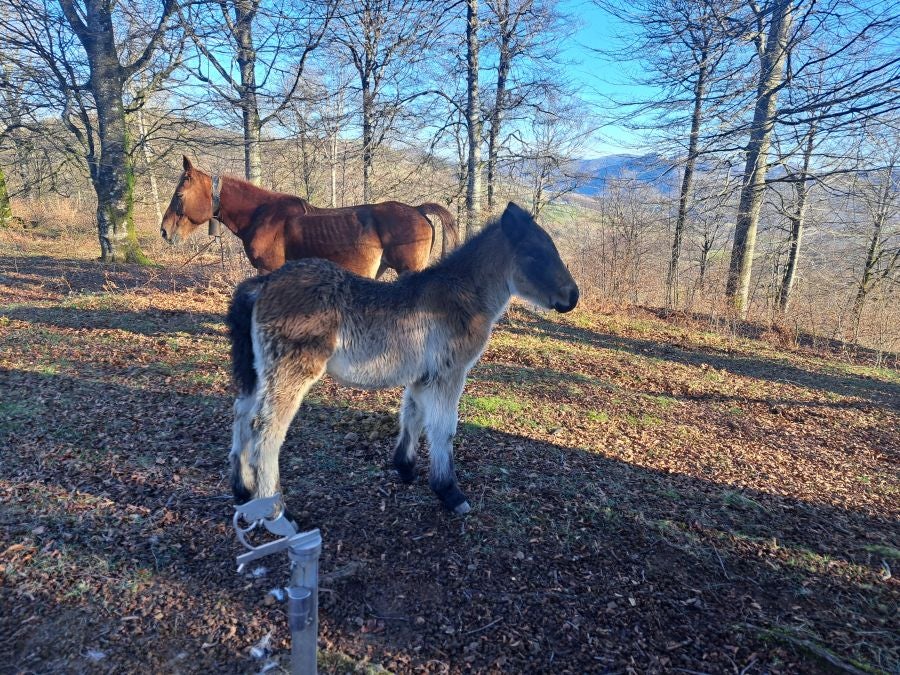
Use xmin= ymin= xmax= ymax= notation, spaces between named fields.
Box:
xmin=428 ymin=217 xmax=504 ymax=272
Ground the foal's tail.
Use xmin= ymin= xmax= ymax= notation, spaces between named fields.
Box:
xmin=226 ymin=275 xmax=269 ymax=396
xmin=416 ymin=203 xmax=459 ymax=258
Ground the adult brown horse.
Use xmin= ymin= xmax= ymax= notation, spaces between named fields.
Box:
xmin=160 ymin=156 xmax=458 ymax=277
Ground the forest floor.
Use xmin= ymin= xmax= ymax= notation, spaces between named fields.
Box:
xmin=1 ymin=227 xmax=898 ymax=674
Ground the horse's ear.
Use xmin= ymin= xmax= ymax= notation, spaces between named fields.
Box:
xmin=182 ymin=155 xmax=193 ymax=172
xmin=501 ymin=202 xmax=531 ymax=244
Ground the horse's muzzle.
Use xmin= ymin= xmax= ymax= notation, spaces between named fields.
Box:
xmin=553 ymin=286 xmax=579 ymax=313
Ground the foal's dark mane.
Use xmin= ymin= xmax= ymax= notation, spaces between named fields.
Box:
xmin=417 ymin=218 xmax=505 ymax=277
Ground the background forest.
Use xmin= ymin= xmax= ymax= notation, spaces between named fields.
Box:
xmin=1 ymin=0 xmax=898 ymax=355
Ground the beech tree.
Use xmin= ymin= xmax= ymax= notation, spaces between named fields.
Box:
xmin=727 ymin=0 xmax=900 ymax=314
xmin=1 ymin=0 xmax=179 ymax=261
xmin=465 ymin=0 xmax=482 ymax=229
xmin=179 ymin=0 xmax=335 ymax=185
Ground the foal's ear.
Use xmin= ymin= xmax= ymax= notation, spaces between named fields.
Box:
xmin=182 ymin=155 xmax=194 ymax=172
xmin=501 ymin=202 xmax=532 ymax=244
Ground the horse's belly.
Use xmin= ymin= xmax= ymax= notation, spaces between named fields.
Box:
xmin=326 ymin=350 xmax=417 ymax=390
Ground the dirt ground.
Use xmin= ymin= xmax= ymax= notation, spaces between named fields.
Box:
xmin=1 ymin=230 xmax=898 ymax=674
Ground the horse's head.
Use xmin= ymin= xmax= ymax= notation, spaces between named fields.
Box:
xmin=160 ymin=156 xmax=215 ymax=244
xmin=501 ymin=202 xmax=579 ymax=313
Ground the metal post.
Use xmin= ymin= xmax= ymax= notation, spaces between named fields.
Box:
xmin=287 ymin=530 xmax=322 ymax=675
xmin=233 ymin=495 xmax=322 ymax=675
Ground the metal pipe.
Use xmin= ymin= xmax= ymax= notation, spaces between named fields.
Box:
xmin=287 ymin=529 xmax=322 ymax=675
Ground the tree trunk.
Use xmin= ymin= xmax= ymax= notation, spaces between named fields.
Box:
xmin=486 ymin=21 xmax=510 ymax=213
xmin=0 ymin=164 xmax=11 ymax=226
xmin=851 ymin=186 xmax=890 ymax=339
xmin=330 ymin=131 xmax=338 ymax=207
xmin=71 ymin=1 xmax=148 ymax=264
xmin=777 ymin=126 xmax=816 ymax=312
xmin=666 ymin=48 xmax=708 ymax=311
xmin=465 ymin=0 xmax=482 ymax=233
xmin=361 ymin=73 xmax=374 ymax=203
xmin=235 ymin=0 xmax=262 ymax=185
xmin=135 ymin=104 xmax=163 ymax=224
xmin=725 ymin=0 xmax=792 ymax=314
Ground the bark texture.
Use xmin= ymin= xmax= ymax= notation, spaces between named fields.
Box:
xmin=725 ymin=0 xmax=793 ymax=314
xmin=465 ymin=0 xmax=482 ymax=231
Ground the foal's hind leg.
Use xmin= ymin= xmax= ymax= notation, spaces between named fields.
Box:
xmin=420 ymin=370 xmax=471 ymax=514
xmin=230 ymin=393 xmax=258 ymax=504
xmin=251 ymin=360 xmax=325 ymax=505
xmin=393 ymin=384 xmax=425 ymax=483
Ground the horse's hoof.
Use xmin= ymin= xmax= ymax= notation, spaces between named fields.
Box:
xmin=453 ymin=501 xmax=472 ymax=515
xmin=395 ymin=464 xmax=416 ymax=484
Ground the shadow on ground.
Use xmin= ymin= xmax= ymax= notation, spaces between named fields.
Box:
xmin=1 ymin=367 xmax=896 ymax=674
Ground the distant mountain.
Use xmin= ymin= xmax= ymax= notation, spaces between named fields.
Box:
xmin=574 ymin=153 xmax=678 ymax=195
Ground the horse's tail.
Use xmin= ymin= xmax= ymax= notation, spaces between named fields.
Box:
xmin=416 ymin=203 xmax=459 ymax=258
xmin=226 ymin=275 xmax=269 ymax=396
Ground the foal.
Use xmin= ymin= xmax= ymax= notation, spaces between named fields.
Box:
xmin=227 ymin=202 xmax=579 ymax=517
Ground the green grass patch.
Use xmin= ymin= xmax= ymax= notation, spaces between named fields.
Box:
xmin=462 ymin=394 xmax=523 ymax=415
xmin=863 ymin=544 xmax=900 ymax=559
xmin=624 ymin=413 xmax=662 ymax=427
xmin=586 ymin=410 xmax=610 ymax=424
xmin=643 ymin=394 xmax=679 ymax=409
xmin=722 ymin=490 xmax=766 ymax=511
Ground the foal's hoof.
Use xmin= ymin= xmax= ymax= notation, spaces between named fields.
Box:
xmin=395 ymin=463 xmax=417 ymax=484
xmin=453 ymin=501 xmax=472 ymax=515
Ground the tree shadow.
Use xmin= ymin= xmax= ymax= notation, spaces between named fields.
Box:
xmin=0 ymin=254 xmax=227 ymax=296
xmin=510 ymin=312 xmax=900 ymax=411
xmin=0 ymin=303 xmax=225 ymax=337
xmin=2 ymin=368 xmax=896 ymax=673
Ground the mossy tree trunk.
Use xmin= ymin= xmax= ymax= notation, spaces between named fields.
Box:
xmin=59 ymin=0 xmax=175 ymax=264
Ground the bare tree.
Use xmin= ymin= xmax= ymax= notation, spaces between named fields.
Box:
xmin=179 ymin=0 xmax=334 ymax=185
xmin=465 ymin=0 xmax=482 ymax=230
xmin=483 ymin=0 xmax=569 ymax=214
xmin=332 ymin=0 xmax=449 ymax=203
xmin=725 ymin=0 xmax=794 ymax=313
xmin=848 ymin=128 xmax=900 ymax=339
xmin=1 ymin=0 xmax=180 ymax=261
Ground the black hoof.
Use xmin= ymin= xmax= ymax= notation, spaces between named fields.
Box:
xmin=394 ymin=454 xmax=417 ymax=484
xmin=431 ymin=480 xmax=468 ymax=513
xmin=232 ymin=482 xmax=253 ymax=506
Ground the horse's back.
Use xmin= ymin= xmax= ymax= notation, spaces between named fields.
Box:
xmin=252 ymin=259 xmax=347 ymax=353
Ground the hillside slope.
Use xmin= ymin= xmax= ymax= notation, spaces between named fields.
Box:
xmin=1 ymin=233 xmax=897 ymax=674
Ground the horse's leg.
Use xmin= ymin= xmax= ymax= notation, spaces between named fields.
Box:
xmin=229 ymin=392 xmax=258 ymax=504
xmin=393 ymin=384 xmax=424 ymax=483
xmin=249 ymin=358 xmax=326 ymax=519
xmin=375 ymin=261 xmax=389 ymax=279
xmin=420 ymin=371 xmax=471 ymax=514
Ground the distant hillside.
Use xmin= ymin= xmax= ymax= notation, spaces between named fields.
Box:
xmin=574 ymin=153 xmax=678 ymax=195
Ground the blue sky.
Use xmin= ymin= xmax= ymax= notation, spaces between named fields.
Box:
xmin=559 ymin=0 xmax=654 ymax=156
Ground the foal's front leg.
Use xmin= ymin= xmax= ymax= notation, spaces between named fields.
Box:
xmin=420 ymin=371 xmax=471 ymax=515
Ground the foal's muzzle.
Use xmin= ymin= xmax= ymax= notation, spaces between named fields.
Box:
xmin=553 ymin=286 xmax=580 ymax=313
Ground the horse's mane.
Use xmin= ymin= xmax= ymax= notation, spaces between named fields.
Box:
xmin=430 ymin=217 xmax=503 ymax=271
xmin=218 ymin=172 xmax=311 ymax=207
